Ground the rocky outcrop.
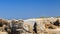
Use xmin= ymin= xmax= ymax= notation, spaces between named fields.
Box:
xmin=0 ymin=17 xmax=60 ymax=34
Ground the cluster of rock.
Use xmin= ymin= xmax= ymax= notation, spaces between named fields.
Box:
xmin=0 ymin=17 xmax=60 ymax=34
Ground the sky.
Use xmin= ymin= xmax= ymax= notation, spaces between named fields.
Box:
xmin=0 ymin=0 xmax=60 ymax=19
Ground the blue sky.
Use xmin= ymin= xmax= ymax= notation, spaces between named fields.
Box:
xmin=0 ymin=0 xmax=60 ymax=19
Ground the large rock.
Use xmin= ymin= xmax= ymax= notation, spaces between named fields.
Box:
xmin=0 ymin=31 xmax=8 ymax=34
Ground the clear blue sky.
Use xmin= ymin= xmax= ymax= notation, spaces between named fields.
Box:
xmin=0 ymin=0 xmax=60 ymax=19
